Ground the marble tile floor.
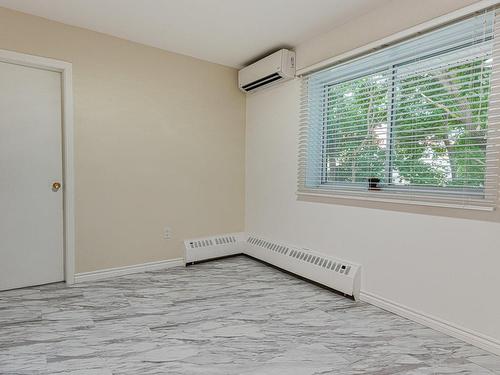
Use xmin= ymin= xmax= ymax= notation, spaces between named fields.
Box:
xmin=0 ymin=255 xmax=499 ymax=375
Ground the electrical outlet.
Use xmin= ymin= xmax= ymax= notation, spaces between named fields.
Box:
xmin=163 ymin=227 xmax=172 ymax=240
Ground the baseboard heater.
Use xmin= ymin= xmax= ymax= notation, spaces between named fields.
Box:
xmin=184 ymin=232 xmax=246 ymax=264
xmin=184 ymin=232 xmax=361 ymax=300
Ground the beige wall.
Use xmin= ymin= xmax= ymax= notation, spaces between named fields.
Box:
xmin=296 ymin=0 xmax=483 ymax=70
xmin=0 ymin=7 xmax=246 ymax=273
xmin=246 ymin=0 xmax=500 ymax=348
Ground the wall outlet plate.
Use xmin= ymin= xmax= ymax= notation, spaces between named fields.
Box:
xmin=163 ymin=227 xmax=172 ymax=240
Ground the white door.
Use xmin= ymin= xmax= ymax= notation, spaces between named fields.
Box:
xmin=0 ymin=61 xmax=64 ymax=291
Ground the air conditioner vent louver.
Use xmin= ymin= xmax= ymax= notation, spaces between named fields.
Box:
xmin=242 ymin=73 xmax=282 ymax=92
xmin=238 ymin=49 xmax=295 ymax=93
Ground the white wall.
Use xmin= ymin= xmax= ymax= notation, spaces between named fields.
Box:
xmin=245 ymin=0 xmax=500 ymax=349
xmin=246 ymin=78 xmax=500 ymax=349
xmin=295 ymin=0 xmax=485 ymax=70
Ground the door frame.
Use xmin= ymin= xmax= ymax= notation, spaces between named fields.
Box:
xmin=0 ymin=49 xmax=75 ymax=285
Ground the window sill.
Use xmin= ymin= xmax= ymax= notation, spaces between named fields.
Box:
xmin=296 ymin=189 xmax=495 ymax=212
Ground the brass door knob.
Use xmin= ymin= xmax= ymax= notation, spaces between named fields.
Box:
xmin=52 ymin=182 xmax=62 ymax=191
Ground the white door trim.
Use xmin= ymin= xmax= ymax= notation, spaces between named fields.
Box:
xmin=0 ymin=49 xmax=75 ymax=285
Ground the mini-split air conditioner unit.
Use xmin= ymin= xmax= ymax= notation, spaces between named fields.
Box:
xmin=238 ymin=49 xmax=296 ymax=93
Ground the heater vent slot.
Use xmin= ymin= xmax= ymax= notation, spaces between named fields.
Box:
xmin=248 ymin=237 xmax=351 ymax=276
xmin=247 ymin=236 xmax=289 ymax=255
xmin=184 ymin=233 xmax=243 ymax=264
xmin=190 ymin=235 xmax=236 ymax=249
xmin=214 ymin=235 xmax=236 ymax=245
xmin=189 ymin=239 xmax=213 ymax=248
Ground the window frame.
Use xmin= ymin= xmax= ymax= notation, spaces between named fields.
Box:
xmin=316 ymin=41 xmax=492 ymax=198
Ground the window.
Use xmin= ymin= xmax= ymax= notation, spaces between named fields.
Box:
xmin=298 ymin=10 xmax=500 ymax=210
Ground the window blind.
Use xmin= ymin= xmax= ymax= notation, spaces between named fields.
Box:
xmin=298 ymin=9 xmax=500 ymax=210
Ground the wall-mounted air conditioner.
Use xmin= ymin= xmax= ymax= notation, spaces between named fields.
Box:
xmin=238 ymin=49 xmax=295 ymax=93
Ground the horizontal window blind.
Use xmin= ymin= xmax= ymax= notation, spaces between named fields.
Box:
xmin=298 ymin=9 xmax=500 ymax=210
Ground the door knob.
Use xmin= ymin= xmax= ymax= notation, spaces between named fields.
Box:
xmin=52 ymin=182 xmax=62 ymax=191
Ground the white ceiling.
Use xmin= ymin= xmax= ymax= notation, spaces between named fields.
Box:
xmin=0 ymin=0 xmax=391 ymax=68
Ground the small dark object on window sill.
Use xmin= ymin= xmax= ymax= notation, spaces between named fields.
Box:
xmin=368 ymin=177 xmax=381 ymax=191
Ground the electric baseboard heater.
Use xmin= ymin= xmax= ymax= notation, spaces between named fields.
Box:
xmin=184 ymin=232 xmax=361 ymax=300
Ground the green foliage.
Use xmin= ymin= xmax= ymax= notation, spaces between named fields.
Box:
xmin=325 ymin=72 xmax=389 ymax=184
xmin=324 ymin=55 xmax=491 ymax=189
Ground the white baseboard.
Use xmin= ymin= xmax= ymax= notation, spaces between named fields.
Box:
xmin=74 ymin=258 xmax=184 ymax=283
xmin=360 ymin=291 xmax=500 ymax=356
xmin=72 ymin=235 xmax=500 ymax=356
